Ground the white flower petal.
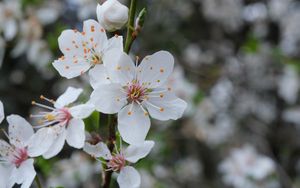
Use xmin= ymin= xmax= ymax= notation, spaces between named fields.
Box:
xmin=0 ymin=140 xmax=11 ymax=157
xmin=43 ymin=127 xmax=66 ymax=159
xmin=138 ymin=51 xmax=174 ymax=88
xmin=117 ymin=166 xmax=141 ymax=188
xmin=52 ymin=57 xmax=91 ymax=79
xmin=118 ymin=103 xmax=150 ymax=145
xmin=4 ymin=19 xmax=17 ymax=41
xmin=9 ymin=159 xmax=36 ymax=188
xmin=0 ymin=164 xmax=11 ymax=187
xmin=0 ymin=100 xmax=4 ymax=123
xmin=83 ymin=19 xmax=108 ymax=51
xmin=88 ymin=64 xmax=110 ymax=89
xmin=27 ymin=128 xmax=57 ymax=157
xmin=83 ymin=142 xmax=112 ymax=159
xmin=124 ymin=141 xmax=155 ymax=163
xmin=58 ymin=29 xmax=84 ymax=56
xmin=90 ymin=83 xmax=127 ymax=114
xmin=69 ymin=103 xmax=95 ymax=119
xmin=66 ymin=119 xmax=85 ymax=148
xmin=54 ymin=87 xmax=83 ymax=108
xmin=143 ymin=90 xmax=187 ymax=121
xmin=106 ymin=35 xmax=123 ymax=52
xmin=7 ymin=115 xmax=34 ymax=147
xmin=103 ymin=50 xmax=135 ymax=85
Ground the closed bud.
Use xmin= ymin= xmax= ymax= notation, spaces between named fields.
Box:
xmin=96 ymin=0 xmax=129 ymax=32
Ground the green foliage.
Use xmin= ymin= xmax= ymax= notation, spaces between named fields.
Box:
xmin=193 ymin=89 xmax=205 ymax=105
xmin=21 ymin=0 xmax=43 ymax=8
xmin=241 ymin=34 xmax=260 ymax=54
xmin=84 ymin=111 xmax=99 ymax=132
xmin=46 ymin=23 xmax=68 ymax=52
xmin=35 ymin=156 xmax=54 ymax=176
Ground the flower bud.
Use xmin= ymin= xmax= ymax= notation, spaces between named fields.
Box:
xmin=96 ymin=0 xmax=129 ymax=32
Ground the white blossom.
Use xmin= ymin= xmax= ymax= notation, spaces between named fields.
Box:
xmin=30 ymin=87 xmax=94 ymax=159
xmin=96 ymin=0 xmax=129 ymax=31
xmin=90 ymin=50 xmax=187 ymax=145
xmin=52 ymin=19 xmax=123 ymax=87
xmin=84 ymin=140 xmax=154 ymax=188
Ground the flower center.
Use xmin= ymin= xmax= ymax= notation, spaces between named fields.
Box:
xmin=31 ymin=95 xmax=72 ymax=128
xmin=107 ymin=154 xmax=126 ymax=172
xmin=11 ymin=147 xmax=28 ymax=168
xmin=126 ymin=81 xmax=148 ymax=103
xmin=91 ymin=54 xmax=102 ymax=65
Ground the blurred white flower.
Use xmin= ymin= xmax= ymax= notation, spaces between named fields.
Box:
xmin=268 ymin=0 xmax=292 ymax=21
xmin=219 ymin=145 xmax=277 ymax=188
xmin=52 ymin=19 xmax=123 ymax=85
xmin=167 ymin=66 xmax=197 ymax=115
xmin=67 ymin=0 xmax=98 ymax=20
xmin=84 ymin=140 xmax=154 ymax=188
xmin=278 ymin=66 xmax=299 ymax=105
xmin=202 ymin=0 xmax=243 ymax=31
xmin=283 ymin=107 xmax=300 ymax=125
xmin=193 ymin=98 xmax=235 ymax=146
xmin=47 ymin=152 xmax=98 ymax=188
xmin=91 ymin=50 xmax=187 ymax=145
xmin=0 ymin=115 xmax=54 ymax=188
xmin=175 ymin=157 xmax=202 ymax=182
xmin=30 ymin=87 xmax=94 ymax=159
xmin=0 ymin=37 xmax=5 ymax=68
xmin=243 ymin=3 xmax=267 ymax=22
xmin=0 ymin=0 xmax=21 ymax=41
xmin=96 ymin=0 xmax=129 ymax=31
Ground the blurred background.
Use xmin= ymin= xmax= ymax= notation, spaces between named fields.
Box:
xmin=1 ymin=0 xmax=300 ymax=187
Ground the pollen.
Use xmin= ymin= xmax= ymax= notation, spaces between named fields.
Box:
xmin=91 ymin=25 xmax=95 ymax=32
xmin=45 ymin=114 xmax=56 ymax=121
xmin=100 ymin=28 xmax=105 ymax=32
xmin=81 ymin=31 xmax=86 ymax=35
xmin=160 ymin=108 xmax=164 ymax=112
xmin=90 ymin=37 xmax=94 ymax=42
xmin=160 ymin=68 xmax=164 ymax=73
xmin=157 ymin=80 xmax=160 ymax=83
xmin=160 ymin=94 xmax=164 ymax=98
xmin=144 ymin=112 xmax=149 ymax=116
xmin=116 ymin=66 xmax=121 ymax=70
xmin=128 ymin=111 xmax=132 ymax=115
xmin=65 ymin=66 xmax=70 ymax=69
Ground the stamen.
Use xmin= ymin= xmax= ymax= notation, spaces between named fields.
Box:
xmin=31 ymin=101 xmax=55 ymax=110
xmin=40 ymin=95 xmax=55 ymax=104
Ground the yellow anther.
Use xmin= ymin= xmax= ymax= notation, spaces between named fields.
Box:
xmin=44 ymin=114 xmax=55 ymax=121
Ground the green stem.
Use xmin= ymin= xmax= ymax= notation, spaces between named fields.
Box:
xmin=35 ymin=175 xmax=43 ymax=188
xmin=124 ymin=0 xmax=137 ymax=54
xmin=102 ymin=114 xmax=115 ymax=188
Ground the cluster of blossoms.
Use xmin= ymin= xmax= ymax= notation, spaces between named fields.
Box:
xmin=0 ymin=0 xmax=187 ymax=187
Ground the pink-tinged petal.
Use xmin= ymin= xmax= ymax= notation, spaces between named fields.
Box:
xmin=27 ymin=128 xmax=57 ymax=157
xmin=82 ymin=19 xmax=108 ymax=51
xmin=58 ymin=29 xmax=85 ymax=56
xmin=69 ymin=103 xmax=95 ymax=119
xmin=143 ymin=90 xmax=187 ymax=121
xmin=54 ymin=87 xmax=83 ymax=108
xmin=83 ymin=142 xmax=112 ymax=160
xmin=118 ymin=103 xmax=150 ymax=145
xmin=137 ymin=51 xmax=174 ymax=88
xmin=0 ymin=100 xmax=4 ymax=123
xmin=7 ymin=115 xmax=34 ymax=147
xmin=66 ymin=119 xmax=85 ymax=148
xmin=42 ymin=127 xmax=66 ymax=159
xmin=117 ymin=166 xmax=141 ymax=188
xmin=52 ymin=57 xmax=91 ymax=79
xmin=9 ymin=159 xmax=36 ymax=188
xmin=88 ymin=64 xmax=111 ymax=89
xmin=90 ymin=83 xmax=127 ymax=114
xmin=103 ymin=50 xmax=135 ymax=85
xmin=124 ymin=141 xmax=154 ymax=163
